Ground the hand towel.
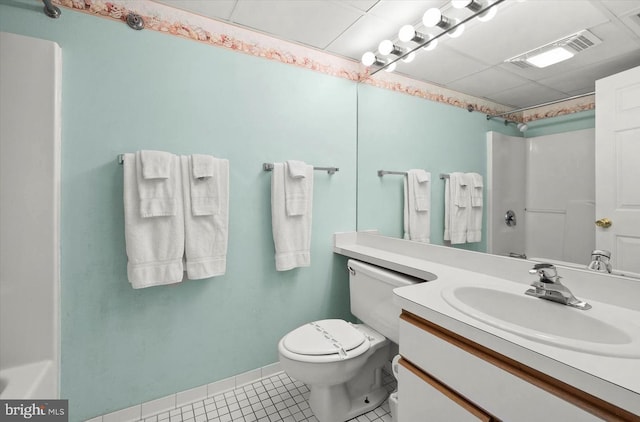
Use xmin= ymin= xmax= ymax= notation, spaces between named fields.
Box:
xmin=123 ymin=152 xmax=184 ymax=288
xmin=271 ymin=163 xmax=313 ymax=271
xmin=466 ymin=172 xmax=483 ymax=243
xmin=136 ymin=151 xmax=178 ymax=217
xmin=403 ymin=169 xmax=431 ymax=243
xmin=444 ymin=172 xmax=469 ymax=244
xmin=192 ymin=153 xmax=215 ymax=180
xmin=189 ymin=154 xmax=219 ymax=216
xmin=140 ymin=149 xmax=172 ymax=179
xmin=284 ymin=160 xmax=311 ymax=216
xmin=182 ymin=155 xmax=229 ymax=279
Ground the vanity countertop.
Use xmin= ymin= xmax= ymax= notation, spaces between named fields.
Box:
xmin=334 ymin=231 xmax=640 ymax=416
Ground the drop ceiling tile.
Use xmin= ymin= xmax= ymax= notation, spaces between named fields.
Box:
xmin=538 ymin=54 xmax=640 ymax=93
xmin=446 ymin=66 xmax=531 ymax=99
xmin=230 ymin=0 xmax=364 ymax=49
xmin=489 ymin=83 xmax=567 ymax=109
xmin=327 ymin=13 xmax=398 ymax=61
xmin=398 ymin=45 xmax=490 ymax=85
xmin=155 ymin=0 xmax=237 ymax=21
xmin=599 ymin=0 xmax=640 ymax=17
xmin=367 ymin=0 xmax=443 ymax=26
xmin=342 ymin=0 xmax=381 ymax=12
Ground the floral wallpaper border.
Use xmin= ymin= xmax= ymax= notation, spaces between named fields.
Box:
xmin=51 ymin=0 xmax=594 ymax=123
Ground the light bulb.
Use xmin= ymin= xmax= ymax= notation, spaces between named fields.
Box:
xmin=478 ymin=3 xmax=498 ymax=22
xmin=448 ymin=21 xmax=465 ymax=38
xmin=398 ymin=25 xmax=417 ymax=43
xmin=384 ymin=61 xmax=397 ymax=72
xmin=423 ymin=8 xmax=443 ymax=28
xmin=451 ymin=0 xmax=472 ymax=8
xmin=378 ymin=40 xmax=394 ymax=55
xmin=401 ymin=52 xmax=416 ymax=63
xmin=423 ymin=37 xmax=438 ymax=51
xmin=361 ymin=51 xmax=377 ymax=66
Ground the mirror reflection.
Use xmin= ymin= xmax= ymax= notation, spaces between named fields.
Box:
xmin=355 ymin=0 xmax=640 ymax=276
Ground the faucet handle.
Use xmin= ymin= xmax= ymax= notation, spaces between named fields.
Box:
xmin=529 ymin=263 xmax=558 ymax=283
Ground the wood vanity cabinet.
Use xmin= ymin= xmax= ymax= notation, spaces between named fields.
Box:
xmin=397 ymin=310 xmax=640 ymax=422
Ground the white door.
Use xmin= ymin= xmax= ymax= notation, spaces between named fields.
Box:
xmin=595 ymin=65 xmax=640 ymax=274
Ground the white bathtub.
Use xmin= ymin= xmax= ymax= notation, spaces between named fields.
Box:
xmin=0 ymin=360 xmax=57 ymax=399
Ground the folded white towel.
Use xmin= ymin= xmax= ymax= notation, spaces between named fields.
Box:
xmin=189 ymin=154 xmax=220 ymax=216
xmin=467 ymin=172 xmax=483 ymax=243
xmin=123 ymin=153 xmax=184 ymax=288
xmin=403 ymin=169 xmax=431 ymax=243
xmin=271 ymin=163 xmax=313 ymax=271
xmin=286 ymin=160 xmax=307 ymax=179
xmin=136 ymin=151 xmax=178 ymax=218
xmin=284 ymin=160 xmax=312 ymax=216
xmin=444 ymin=172 xmax=469 ymax=244
xmin=192 ymin=154 xmax=215 ymax=180
xmin=469 ymin=172 xmax=483 ymax=207
xmin=413 ymin=170 xmax=431 ymax=212
xmin=182 ymin=155 xmax=229 ymax=279
xmin=140 ymin=150 xmax=172 ymax=179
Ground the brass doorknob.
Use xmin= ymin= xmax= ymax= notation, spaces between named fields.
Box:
xmin=595 ymin=218 xmax=612 ymax=228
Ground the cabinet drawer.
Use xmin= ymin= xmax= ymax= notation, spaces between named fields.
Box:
xmin=398 ymin=358 xmax=494 ymax=422
xmin=400 ymin=312 xmax=606 ymax=421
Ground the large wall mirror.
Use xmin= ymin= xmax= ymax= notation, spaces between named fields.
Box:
xmin=354 ymin=0 xmax=640 ymax=276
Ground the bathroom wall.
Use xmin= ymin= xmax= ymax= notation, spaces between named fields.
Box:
xmin=0 ymin=5 xmax=356 ymax=420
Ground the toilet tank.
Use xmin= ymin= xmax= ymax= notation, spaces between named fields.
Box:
xmin=348 ymin=259 xmax=425 ymax=344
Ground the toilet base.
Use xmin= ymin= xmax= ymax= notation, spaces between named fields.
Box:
xmin=308 ymin=377 xmax=388 ymax=422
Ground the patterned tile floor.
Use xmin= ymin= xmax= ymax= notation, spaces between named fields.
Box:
xmin=139 ymin=369 xmax=396 ymax=422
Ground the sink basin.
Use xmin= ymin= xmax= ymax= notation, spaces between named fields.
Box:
xmin=442 ymin=285 xmax=640 ymax=358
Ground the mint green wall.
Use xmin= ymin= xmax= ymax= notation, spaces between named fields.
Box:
xmin=1 ymin=4 xmax=356 ymax=420
xmin=356 ymin=83 xmax=520 ymax=253
xmin=524 ymin=110 xmax=595 ymax=138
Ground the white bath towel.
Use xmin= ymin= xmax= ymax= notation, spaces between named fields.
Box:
xmin=123 ymin=152 xmax=184 ymax=288
xmin=403 ymin=169 xmax=431 ymax=243
xmin=182 ymin=155 xmax=229 ymax=279
xmin=271 ymin=163 xmax=313 ymax=271
xmin=444 ymin=172 xmax=469 ymax=244
xmin=466 ymin=172 xmax=483 ymax=243
xmin=136 ymin=150 xmax=178 ymax=218
xmin=284 ymin=160 xmax=311 ymax=216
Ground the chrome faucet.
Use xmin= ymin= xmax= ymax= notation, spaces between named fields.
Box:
xmin=588 ymin=249 xmax=612 ymax=273
xmin=525 ymin=263 xmax=591 ymax=310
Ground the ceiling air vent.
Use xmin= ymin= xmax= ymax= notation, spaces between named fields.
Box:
xmin=506 ymin=30 xmax=602 ymax=70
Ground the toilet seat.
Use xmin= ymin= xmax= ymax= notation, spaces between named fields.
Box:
xmin=280 ymin=319 xmax=370 ymax=363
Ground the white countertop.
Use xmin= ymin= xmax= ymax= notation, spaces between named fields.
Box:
xmin=334 ymin=231 xmax=640 ymax=415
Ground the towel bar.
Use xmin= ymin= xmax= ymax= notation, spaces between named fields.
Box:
xmin=262 ymin=163 xmax=338 ymax=175
xmin=377 ymin=170 xmax=407 ymax=177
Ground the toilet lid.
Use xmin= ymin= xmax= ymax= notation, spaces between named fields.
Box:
xmin=283 ymin=319 xmax=366 ymax=356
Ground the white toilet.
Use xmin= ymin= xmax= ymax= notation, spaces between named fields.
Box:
xmin=278 ymin=259 xmax=420 ymax=422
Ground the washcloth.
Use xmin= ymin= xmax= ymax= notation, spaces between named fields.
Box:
xmin=123 ymin=152 xmax=184 ymax=288
xmin=403 ymin=169 xmax=431 ymax=243
xmin=284 ymin=160 xmax=312 ymax=216
xmin=444 ymin=172 xmax=469 ymax=244
xmin=192 ymin=153 xmax=215 ymax=180
xmin=189 ymin=154 xmax=219 ymax=216
xmin=140 ymin=149 xmax=172 ymax=179
xmin=136 ymin=150 xmax=178 ymax=217
xmin=182 ymin=154 xmax=229 ymax=279
xmin=271 ymin=163 xmax=313 ymax=271
xmin=467 ymin=172 xmax=483 ymax=243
